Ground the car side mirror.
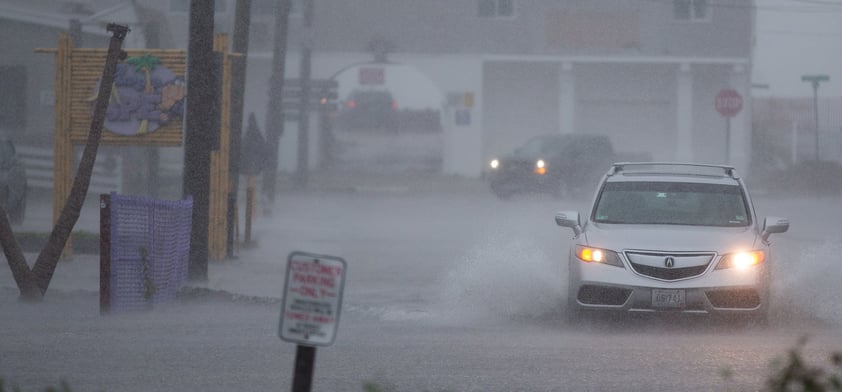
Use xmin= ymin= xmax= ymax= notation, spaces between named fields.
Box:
xmin=761 ymin=216 xmax=789 ymax=241
xmin=555 ymin=211 xmax=581 ymax=236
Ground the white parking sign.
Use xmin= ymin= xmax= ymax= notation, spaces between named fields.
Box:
xmin=279 ymin=252 xmax=346 ymax=346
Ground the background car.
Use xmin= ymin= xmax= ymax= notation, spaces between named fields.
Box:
xmin=0 ymin=137 xmax=26 ymax=224
xmin=555 ymin=162 xmax=789 ymax=323
xmin=487 ymin=134 xmax=615 ymax=199
xmin=337 ymin=89 xmax=398 ymax=131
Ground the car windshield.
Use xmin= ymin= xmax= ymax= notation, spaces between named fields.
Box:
xmin=593 ymin=181 xmax=750 ymax=227
xmin=513 ymin=136 xmax=567 ymax=158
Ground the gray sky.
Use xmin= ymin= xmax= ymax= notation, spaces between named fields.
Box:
xmin=753 ymin=0 xmax=842 ymax=97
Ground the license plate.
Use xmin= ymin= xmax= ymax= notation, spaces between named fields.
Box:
xmin=652 ymin=289 xmax=686 ymax=308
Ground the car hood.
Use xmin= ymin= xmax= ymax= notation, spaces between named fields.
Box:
xmin=584 ymin=223 xmax=759 ymax=253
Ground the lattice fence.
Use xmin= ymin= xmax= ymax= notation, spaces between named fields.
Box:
xmin=101 ymin=193 xmax=192 ymax=312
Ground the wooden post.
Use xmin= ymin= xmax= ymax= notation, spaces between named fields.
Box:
xmin=208 ymin=34 xmax=232 ymax=260
xmin=244 ymin=175 xmax=255 ymax=244
xmin=53 ymin=34 xmax=74 ymax=259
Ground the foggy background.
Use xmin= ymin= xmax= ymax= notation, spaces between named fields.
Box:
xmin=0 ymin=0 xmax=841 ymax=391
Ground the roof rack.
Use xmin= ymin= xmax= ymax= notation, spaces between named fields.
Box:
xmin=608 ymin=162 xmax=739 ymax=179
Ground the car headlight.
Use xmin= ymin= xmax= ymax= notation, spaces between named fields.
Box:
xmin=534 ymin=159 xmax=547 ymax=175
xmin=575 ymin=245 xmax=624 ymax=268
xmin=490 ymin=159 xmax=499 ymax=169
xmin=716 ymin=250 xmax=765 ymax=270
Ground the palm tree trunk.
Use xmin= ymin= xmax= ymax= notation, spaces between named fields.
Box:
xmin=0 ymin=206 xmax=41 ymax=300
xmin=26 ymin=25 xmax=130 ymax=298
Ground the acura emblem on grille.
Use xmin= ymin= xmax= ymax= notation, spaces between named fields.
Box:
xmin=664 ymin=256 xmax=675 ymax=268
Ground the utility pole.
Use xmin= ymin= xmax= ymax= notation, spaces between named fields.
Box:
xmin=227 ymin=0 xmax=252 ymax=258
xmin=184 ymin=0 xmax=217 ymax=281
xmin=263 ymin=0 xmax=292 ymax=207
xmin=295 ymin=0 xmax=314 ymax=188
xmin=801 ymin=74 xmax=829 ymax=162
xmin=145 ymin=21 xmax=161 ymax=197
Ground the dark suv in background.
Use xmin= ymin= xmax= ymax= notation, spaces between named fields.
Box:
xmin=488 ymin=134 xmax=615 ymax=199
xmin=337 ymin=89 xmax=398 ymax=131
xmin=0 ymin=137 xmax=26 ymax=224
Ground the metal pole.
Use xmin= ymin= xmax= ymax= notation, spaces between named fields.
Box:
xmin=227 ymin=0 xmax=252 ymax=258
xmin=812 ymin=80 xmax=820 ymax=162
xmin=295 ymin=0 xmax=314 ymax=188
xmin=99 ymin=194 xmax=111 ymax=314
xmin=725 ymin=117 xmax=731 ymax=164
xmin=791 ymin=120 xmax=798 ymax=164
xmin=183 ymin=0 xmax=216 ymax=281
xmin=291 ymin=345 xmax=316 ymax=392
xmin=145 ymin=22 xmax=161 ymax=198
xmin=263 ymin=0 xmax=292 ymax=206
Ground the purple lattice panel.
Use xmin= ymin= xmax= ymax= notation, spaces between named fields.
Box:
xmin=109 ymin=193 xmax=193 ymax=312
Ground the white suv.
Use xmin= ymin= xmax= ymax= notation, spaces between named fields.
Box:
xmin=555 ymin=163 xmax=789 ymax=321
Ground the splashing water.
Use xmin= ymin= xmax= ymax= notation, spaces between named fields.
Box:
xmin=431 ymin=228 xmax=566 ymax=323
xmin=772 ymin=240 xmax=842 ymax=325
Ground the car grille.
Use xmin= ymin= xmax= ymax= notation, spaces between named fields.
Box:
xmin=624 ymin=251 xmax=714 ymax=281
xmin=705 ymin=289 xmax=761 ymax=309
xmin=577 ymin=285 xmax=632 ymax=306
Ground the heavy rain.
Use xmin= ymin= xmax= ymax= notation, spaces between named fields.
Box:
xmin=1 ymin=1 xmax=841 ymax=391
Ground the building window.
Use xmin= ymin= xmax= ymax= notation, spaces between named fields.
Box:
xmin=170 ymin=0 xmax=227 ymax=13
xmin=478 ymin=0 xmax=515 ymax=18
xmin=0 ymin=66 xmax=27 ymax=130
xmin=674 ymin=0 xmax=710 ymax=21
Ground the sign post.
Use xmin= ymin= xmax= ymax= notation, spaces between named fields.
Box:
xmin=801 ymin=74 xmax=830 ymax=162
xmin=279 ymin=251 xmax=347 ymax=392
xmin=715 ymin=88 xmax=743 ymax=164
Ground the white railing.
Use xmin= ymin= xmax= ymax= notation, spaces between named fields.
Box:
xmin=17 ymin=145 xmax=122 ymax=195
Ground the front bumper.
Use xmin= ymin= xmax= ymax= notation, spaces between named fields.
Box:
xmin=571 ymin=283 xmax=765 ymax=315
xmin=489 ymin=171 xmax=557 ymax=194
xmin=569 ymin=260 xmax=769 ymax=315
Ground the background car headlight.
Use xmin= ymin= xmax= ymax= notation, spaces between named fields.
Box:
xmin=716 ymin=250 xmax=765 ymax=270
xmin=534 ymin=159 xmax=546 ymax=175
xmin=490 ymin=159 xmax=499 ymax=169
xmin=575 ymin=245 xmax=624 ymax=268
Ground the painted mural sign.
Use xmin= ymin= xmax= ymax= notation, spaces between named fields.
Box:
xmin=90 ymin=54 xmax=186 ymax=136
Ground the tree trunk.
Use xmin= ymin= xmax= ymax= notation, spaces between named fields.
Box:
xmin=2 ymin=25 xmax=129 ymax=300
xmin=0 ymin=206 xmax=41 ymax=300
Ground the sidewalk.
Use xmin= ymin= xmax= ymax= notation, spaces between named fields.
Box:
xmin=275 ymin=169 xmax=488 ymax=195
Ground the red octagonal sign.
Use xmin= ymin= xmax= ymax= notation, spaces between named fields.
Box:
xmin=715 ymin=89 xmax=743 ymax=118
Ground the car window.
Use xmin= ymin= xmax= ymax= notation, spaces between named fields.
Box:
xmin=593 ymin=181 xmax=750 ymax=227
xmin=513 ymin=136 xmax=565 ymax=158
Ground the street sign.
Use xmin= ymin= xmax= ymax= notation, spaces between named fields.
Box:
xmin=279 ymin=251 xmax=346 ymax=347
xmin=801 ymin=74 xmax=829 ymax=83
xmin=359 ymin=67 xmax=385 ymax=85
xmin=715 ymin=89 xmax=743 ymax=118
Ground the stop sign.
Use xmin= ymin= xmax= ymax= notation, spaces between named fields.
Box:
xmin=715 ymin=89 xmax=743 ymax=118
